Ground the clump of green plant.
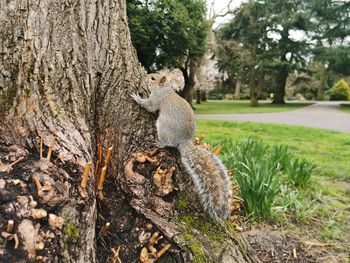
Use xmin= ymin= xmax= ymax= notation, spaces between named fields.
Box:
xmin=285 ymin=157 xmax=316 ymax=187
xmin=218 ymin=138 xmax=316 ymax=220
xmin=329 ymin=79 xmax=350 ymax=101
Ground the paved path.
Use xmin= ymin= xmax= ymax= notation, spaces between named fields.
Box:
xmin=196 ymin=101 xmax=350 ymax=133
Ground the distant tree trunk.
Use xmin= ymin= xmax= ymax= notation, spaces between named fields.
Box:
xmin=273 ymin=69 xmax=288 ymax=104
xmin=317 ymin=65 xmax=328 ymax=100
xmin=180 ymin=61 xmax=197 ymax=106
xmin=201 ymin=90 xmax=207 ymax=102
xmin=0 ymin=1 xmax=258 ymax=262
xmin=257 ymin=72 xmax=265 ymax=99
xmin=196 ymin=88 xmax=201 ymax=104
xmin=249 ymin=68 xmax=258 ymax=106
xmin=234 ymin=79 xmax=241 ymax=100
xmin=249 ymin=45 xmax=258 ymax=106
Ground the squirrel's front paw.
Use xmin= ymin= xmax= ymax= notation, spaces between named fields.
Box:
xmin=131 ymin=93 xmax=142 ymax=104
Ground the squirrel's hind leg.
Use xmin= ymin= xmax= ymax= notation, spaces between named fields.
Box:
xmin=156 ymin=119 xmax=177 ymax=148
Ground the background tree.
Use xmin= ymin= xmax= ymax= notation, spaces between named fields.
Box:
xmin=0 ymin=0 xmax=257 ymax=262
xmin=217 ymin=0 xmax=269 ymax=106
xmin=217 ymin=0 xmax=310 ymax=104
xmin=127 ymin=0 xmax=210 ymax=104
xmin=309 ymin=0 xmax=350 ymax=99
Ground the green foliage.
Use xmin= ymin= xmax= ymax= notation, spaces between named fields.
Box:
xmin=196 ymin=120 xmax=350 ymax=247
xmin=207 ymin=90 xmax=223 ymax=100
xmin=215 ymin=138 xmax=316 ymax=220
xmin=217 ymin=0 xmax=310 ymax=103
xmin=329 ymin=79 xmax=350 ymax=101
xmin=127 ymin=0 xmax=209 ymax=72
xmin=310 ymin=1 xmax=350 ymax=75
xmin=285 ymin=158 xmax=316 ymax=187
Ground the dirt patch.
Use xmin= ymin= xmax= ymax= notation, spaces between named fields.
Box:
xmin=0 ymin=142 xmax=92 ymax=262
xmin=242 ymin=229 xmax=347 ymax=263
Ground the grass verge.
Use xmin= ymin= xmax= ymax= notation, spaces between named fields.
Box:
xmin=196 ymin=120 xmax=350 ymax=250
xmin=341 ymin=103 xmax=350 ymax=113
xmin=194 ymin=100 xmax=312 ymax=114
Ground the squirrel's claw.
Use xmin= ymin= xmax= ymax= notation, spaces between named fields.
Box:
xmin=131 ymin=93 xmax=142 ymax=104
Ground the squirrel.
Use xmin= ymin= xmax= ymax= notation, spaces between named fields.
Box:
xmin=131 ymin=74 xmax=232 ymax=221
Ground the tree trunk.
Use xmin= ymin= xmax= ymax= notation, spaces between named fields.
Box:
xmin=273 ymin=70 xmax=288 ymax=104
xmin=0 ymin=1 xmax=258 ymax=262
xmin=249 ymin=68 xmax=258 ymax=107
xmin=249 ymin=45 xmax=258 ymax=106
xmin=317 ymin=65 xmax=328 ymax=100
xmin=180 ymin=61 xmax=196 ymax=106
xmin=234 ymin=79 xmax=241 ymax=100
xmin=201 ymin=90 xmax=207 ymax=102
xmin=196 ymin=89 xmax=201 ymax=104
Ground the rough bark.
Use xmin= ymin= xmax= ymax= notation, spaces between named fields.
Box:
xmin=249 ymin=68 xmax=258 ymax=107
xmin=249 ymin=45 xmax=258 ymax=107
xmin=317 ymin=65 xmax=328 ymax=100
xmin=201 ymin=91 xmax=207 ymax=102
xmin=234 ymin=79 xmax=241 ymax=100
xmin=196 ymin=89 xmax=201 ymax=104
xmin=0 ymin=1 xmax=258 ymax=262
xmin=273 ymin=70 xmax=288 ymax=104
xmin=179 ymin=61 xmax=196 ymax=106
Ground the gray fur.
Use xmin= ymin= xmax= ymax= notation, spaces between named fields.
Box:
xmin=131 ymin=75 xmax=232 ymax=221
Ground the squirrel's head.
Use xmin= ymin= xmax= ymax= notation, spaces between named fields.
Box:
xmin=146 ymin=74 xmax=167 ymax=90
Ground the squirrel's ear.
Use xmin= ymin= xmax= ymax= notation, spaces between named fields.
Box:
xmin=159 ymin=76 xmax=166 ymax=85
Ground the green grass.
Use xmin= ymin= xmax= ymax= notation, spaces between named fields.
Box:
xmin=196 ymin=120 xmax=350 ymax=179
xmin=341 ymin=103 xmax=350 ymax=113
xmin=194 ymin=101 xmax=312 ymax=114
xmin=196 ymin=120 xmax=350 ymax=249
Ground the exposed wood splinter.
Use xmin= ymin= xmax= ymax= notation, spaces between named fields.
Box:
xmin=40 ymin=137 xmax=43 ymax=160
xmin=95 ymin=160 xmax=100 ymax=177
xmin=97 ymin=167 xmax=107 ymax=201
xmin=7 ymin=220 xmax=14 ymax=233
xmin=46 ymin=135 xmax=55 ymax=161
xmin=144 ymin=155 xmax=158 ymax=164
xmin=10 ymin=157 xmax=24 ymax=167
xmin=111 ymin=246 xmax=122 ymax=263
xmin=140 ymin=247 xmax=150 ymax=263
xmin=33 ymin=176 xmax=42 ymax=190
xmin=292 ymin=247 xmax=297 ymax=259
xmin=99 ymin=222 xmax=110 ymax=237
xmin=149 ymin=148 xmax=159 ymax=156
xmin=81 ymin=161 xmax=92 ymax=189
xmin=149 ymin=232 xmax=161 ymax=245
xmin=13 ymin=233 xmax=19 ymax=249
xmin=104 ymin=146 xmax=113 ymax=167
xmin=212 ymin=146 xmax=222 ymax=156
xmin=156 ymin=244 xmax=171 ymax=259
xmin=1 ymin=232 xmax=19 ymax=249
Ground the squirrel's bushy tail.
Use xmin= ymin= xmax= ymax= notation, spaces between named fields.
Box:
xmin=178 ymin=141 xmax=232 ymax=221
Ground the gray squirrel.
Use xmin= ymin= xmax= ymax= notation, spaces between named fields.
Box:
xmin=131 ymin=74 xmax=232 ymax=221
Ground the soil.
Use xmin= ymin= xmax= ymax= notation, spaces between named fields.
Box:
xmin=242 ymin=229 xmax=346 ymax=263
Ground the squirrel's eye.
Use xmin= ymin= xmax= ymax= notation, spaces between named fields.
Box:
xmin=151 ymin=76 xmax=156 ymax=80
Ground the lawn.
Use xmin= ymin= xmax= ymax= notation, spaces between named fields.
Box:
xmin=196 ymin=120 xmax=350 ymax=179
xmin=194 ymin=100 xmax=312 ymax=114
xmin=196 ymin=120 xmax=350 ymax=252
xmin=341 ymin=103 xmax=350 ymax=113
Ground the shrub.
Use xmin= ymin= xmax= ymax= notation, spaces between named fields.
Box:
xmin=329 ymin=79 xmax=350 ymax=101
xmin=223 ymin=93 xmax=235 ymax=100
xmin=207 ymin=91 xmax=223 ymax=100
